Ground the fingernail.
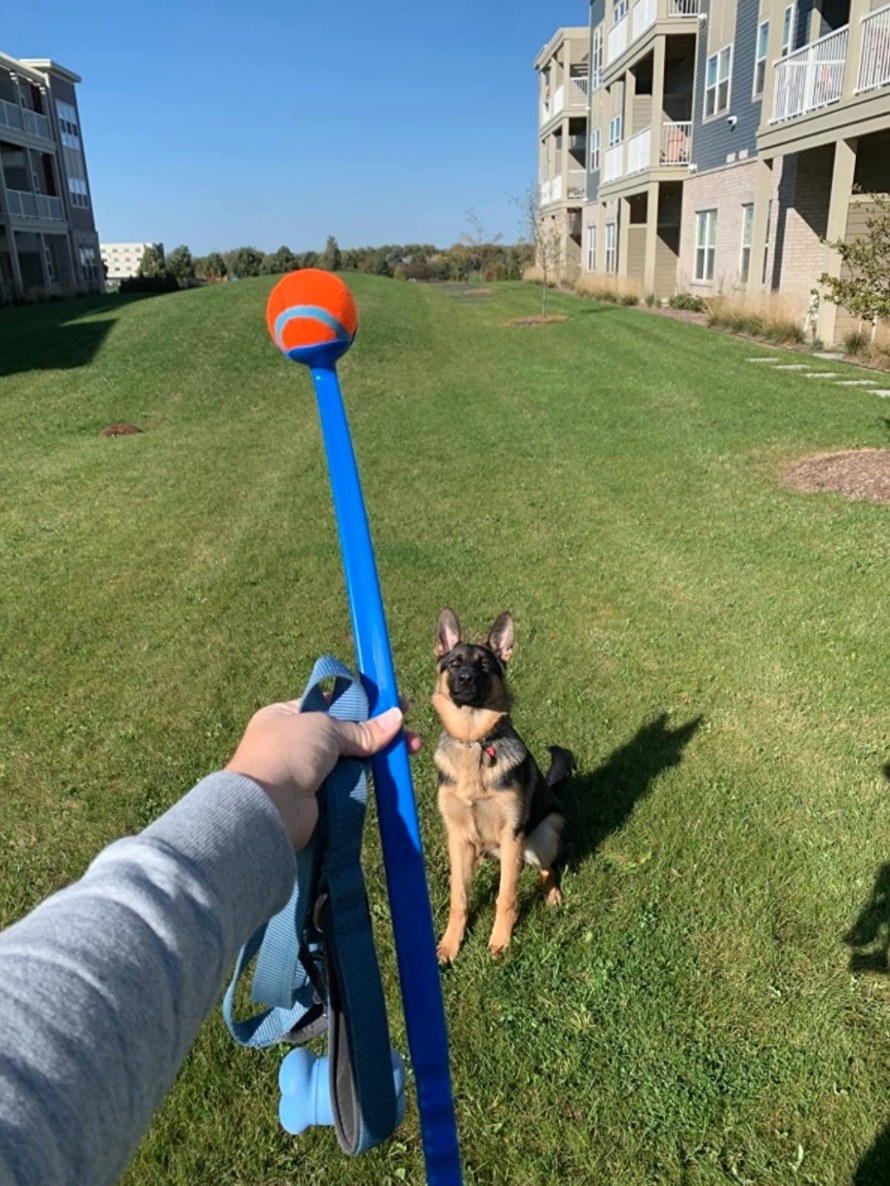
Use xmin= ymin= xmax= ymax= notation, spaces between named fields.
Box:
xmin=375 ymin=706 xmax=403 ymax=730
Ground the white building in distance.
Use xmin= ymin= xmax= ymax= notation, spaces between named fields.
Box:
xmin=101 ymin=241 xmax=163 ymax=285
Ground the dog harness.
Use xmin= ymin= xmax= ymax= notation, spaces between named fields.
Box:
xmin=222 ymin=656 xmax=399 ymax=1155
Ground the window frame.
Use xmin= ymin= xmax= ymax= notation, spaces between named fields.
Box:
xmin=752 ymin=20 xmax=769 ymax=98
xmin=608 ymin=114 xmax=623 ymax=147
xmin=781 ymin=4 xmax=795 ymax=56
xmin=586 ymin=224 xmax=597 ymax=271
xmin=695 ymin=209 xmax=717 ymax=283
xmin=605 ymin=222 xmax=617 ymax=273
xmin=590 ymin=127 xmax=601 ymax=171
xmin=739 ymin=203 xmax=754 ymax=283
xmin=704 ymin=44 xmax=733 ymax=119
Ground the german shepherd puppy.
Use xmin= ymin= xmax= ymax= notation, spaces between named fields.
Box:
xmin=431 ymin=608 xmax=573 ymax=961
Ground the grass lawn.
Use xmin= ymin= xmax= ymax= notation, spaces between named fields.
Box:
xmin=1 ymin=277 xmax=889 ymax=1186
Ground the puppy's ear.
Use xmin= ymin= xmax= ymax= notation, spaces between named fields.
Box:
xmin=486 ymin=612 xmax=514 ymax=664
xmin=436 ymin=608 xmax=462 ymax=657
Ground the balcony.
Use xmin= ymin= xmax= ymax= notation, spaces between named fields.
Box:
xmin=0 ymin=97 xmax=52 ymax=141
xmin=566 ymin=168 xmax=587 ymax=199
xmin=5 ymin=188 xmax=64 ymax=221
xmin=858 ymin=5 xmax=890 ymax=93
xmin=600 ymin=120 xmax=692 ymax=183
xmin=540 ymin=170 xmax=587 ymax=207
xmin=540 ymin=76 xmax=590 ymax=126
xmin=772 ymin=25 xmax=848 ymax=122
xmin=606 ymin=0 xmax=699 ymax=68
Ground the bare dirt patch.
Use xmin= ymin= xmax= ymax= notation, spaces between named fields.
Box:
xmin=100 ymin=423 xmax=143 ymax=437
xmin=506 ymin=315 xmax=569 ymax=327
xmin=784 ymin=448 xmax=890 ymax=504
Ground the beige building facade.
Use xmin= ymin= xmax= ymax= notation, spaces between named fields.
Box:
xmin=535 ymin=0 xmax=890 ymax=344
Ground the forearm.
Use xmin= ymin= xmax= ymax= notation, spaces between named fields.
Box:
xmin=0 ymin=772 xmax=295 ymax=1186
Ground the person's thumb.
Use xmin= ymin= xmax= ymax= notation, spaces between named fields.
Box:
xmin=334 ymin=706 xmax=404 ymax=758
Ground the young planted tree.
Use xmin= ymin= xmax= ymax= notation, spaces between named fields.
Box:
xmin=513 ymin=184 xmax=563 ymax=317
xmin=818 ymin=189 xmax=890 ymax=341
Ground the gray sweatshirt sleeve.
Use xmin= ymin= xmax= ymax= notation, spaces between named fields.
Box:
xmin=0 ymin=770 xmax=297 ymax=1186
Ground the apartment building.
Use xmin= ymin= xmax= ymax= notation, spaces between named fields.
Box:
xmin=535 ymin=0 xmax=890 ymax=344
xmin=534 ymin=28 xmax=591 ymax=280
xmin=101 ymin=242 xmax=163 ymax=286
xmin=0 ymin=51 xmax=103 ymax=302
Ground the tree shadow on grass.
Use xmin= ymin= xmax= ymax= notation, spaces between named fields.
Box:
xmin=562 ymin=712 xmax=703 ymax=865
xmin=847 ymin=763 xmax=890 ymax=1186
xmin=0 ymin=294 xmax=146 ymax=377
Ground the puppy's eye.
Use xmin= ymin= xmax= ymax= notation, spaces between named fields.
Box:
xmin=448 ymin=657 xmax=461 ymax=669
xmin=480 ymin=659 xmax=492 ymax=673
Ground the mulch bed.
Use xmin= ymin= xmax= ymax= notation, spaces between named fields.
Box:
xmin=784 ymin=449 xmax=890 ymax=504
xmin=100 ymin=423 xmax=143 ymax=437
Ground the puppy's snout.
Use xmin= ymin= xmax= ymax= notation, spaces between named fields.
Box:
xmin=455 ymin=668 xmax=476 ymax=689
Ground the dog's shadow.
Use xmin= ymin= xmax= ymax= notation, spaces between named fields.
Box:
xmin=467 ymin=712 xmax=702 ymax=920
xmin=563 ymin=711 xmax=703 ymax=866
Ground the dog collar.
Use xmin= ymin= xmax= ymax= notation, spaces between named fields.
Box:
xmin=483 ymin=744 xmax=497 ymax=765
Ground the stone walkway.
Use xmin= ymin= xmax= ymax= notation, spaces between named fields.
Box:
xmin=746 ymin=355 xmax=890 ymax=397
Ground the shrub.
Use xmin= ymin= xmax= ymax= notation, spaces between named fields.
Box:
xmin=843 ymin=329 xmax=868 ymax=356
xmin=119 ymin=273 xmax=180 ymax=295
xmin=668 ymin=293 xmax=707 ymax=313
xmin=644 ymin=292 xmax=658 ymax=307
xmin=575 ymin=274 xmax=640 ymax=305
xmin=707 ymin=294 xmax=805 ymax=344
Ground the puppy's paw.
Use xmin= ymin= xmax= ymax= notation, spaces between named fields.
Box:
xmin=487 ymin=930 xmax=512 ymax=959
xmin=545 ymin=886 xmax=563 ymax=909
xmin=437 ymin=934 xmax=461 ymax=964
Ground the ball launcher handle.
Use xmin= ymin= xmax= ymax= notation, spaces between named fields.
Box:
xmin=265 ymin=270 xmax=462 ymax=1186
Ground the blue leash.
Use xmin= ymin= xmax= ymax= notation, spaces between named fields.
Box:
xmin=222 ymin=656 xmax=399 ymax=1155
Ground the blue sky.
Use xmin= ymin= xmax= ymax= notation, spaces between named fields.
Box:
xmin=5 ymin=0 xmax=587 ymax=255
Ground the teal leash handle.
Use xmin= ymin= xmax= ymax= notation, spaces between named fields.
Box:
xmin=222 ymin=657 xmax=398 ymax=1155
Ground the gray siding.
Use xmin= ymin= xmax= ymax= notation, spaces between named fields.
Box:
xmin=589 ymin=167 xmax=601 ymax=201
xmin=590 ymin=0 xmax=606 ymax=31
xmin=690 ymin=0 xmax=763 ymax=174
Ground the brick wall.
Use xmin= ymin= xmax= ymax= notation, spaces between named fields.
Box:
xmin=677 ymin=159 xmax=764 ymax=294
xmin=771 ymin=145 xmax=834 ymax=313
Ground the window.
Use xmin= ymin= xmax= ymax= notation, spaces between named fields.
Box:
xmin=695 ymin=209 xmax=717 ymax=282
xmin=44 ymin=244 xmax=55 ymax=282
xmin=68 ymin=176 xmax=90 ymax=207
xmin=762 ymin=198 xmax=772 ymax=283
xmin=590 ymin=127 xmax=601 ymax=171
xmin=739 ymin=204 xmax=753 ymax=283
xmin=608 ymin=114 xmax=623 ymax=146
xmin=605 ymin=222 xmax=617 ymax=273
xmin=613 ymin=0 xmax=628 ymax=24
xmin=587 ymin=224 xmax=597 ymax=271
xmin=753 ymin=21 xmax=769 ymax=97
xmin=79 ymin=245 xmax=99 ymax=281
xmin=705 ymin=45 xmax=732 ymax=117
xmin=781 ymin=4 xmax=795 ymax=56
xmin=591 ymin=26 xmax=604 ymax=89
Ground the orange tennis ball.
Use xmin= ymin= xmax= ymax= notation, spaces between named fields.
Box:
xmin=266 ymin=269 xmax=358 ymax=367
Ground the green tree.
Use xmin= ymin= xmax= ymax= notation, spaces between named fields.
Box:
xmin=201 ymin=251 xmax=227 ymax=281
xmin=297 ymin=250 xmax=319 ymax=270
xmin=321 ymin=235 xmax=342 ymax=272
xmin=818 ymin=189 xmax=890 ymax=339
xmin=229 ymin=246 xmax=263 ymax=278
xmin=263 ymin=245 xmax=298 ymax=275
xmin=137 ymin=244 xmax=166 ymax=278
xmin=166 ymin=244 xmax=194 ymax=286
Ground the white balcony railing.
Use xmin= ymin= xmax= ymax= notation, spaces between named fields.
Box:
xmin=772 ymin=24 xmax=848 ymax=122
xmin=668 ymin=0 xmax=699 ymax=14
xmin=858 ymin=5 xmax=890 ymax=94
xmin=567 ymin=75 xmax=589 ymax=108
xmin=607 ymin=16 xmax=628 ymax=64
xmin=632 ymin=0 xmax=657 ymax=42
xmin=5 ymin=189 xmax=64 ymax=221
xmin=604 ymin=142 xmax=623 ymax=182
xmin=627 ymin=126 xmax=651 ymax=173
xmin=567 ymin=168 xmax=587 ymax=199
xmin=0 ymin=97 xmax=51 ymax=140
xmin=661 ymin=119 xmax=692 ymax=164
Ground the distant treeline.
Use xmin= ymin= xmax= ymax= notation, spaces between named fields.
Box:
xmin=118 ymin=235 xmax=532 ymax=292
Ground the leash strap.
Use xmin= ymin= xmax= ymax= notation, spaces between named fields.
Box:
xmin=221 ymin=655 xmax=398 ymax=1153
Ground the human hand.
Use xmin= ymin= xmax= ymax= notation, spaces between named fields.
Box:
xmin=225 ymin=701 xmax=422 ymax=850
